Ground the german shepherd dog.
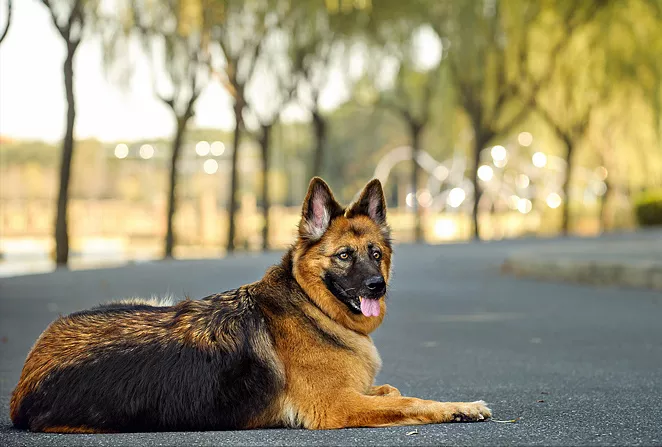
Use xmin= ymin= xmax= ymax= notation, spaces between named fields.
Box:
xmin=10 ymin=178 xmax=491 ymax=433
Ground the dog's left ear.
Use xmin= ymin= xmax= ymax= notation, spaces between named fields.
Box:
xmin=347 ymin=179 xmax=387 ymax=226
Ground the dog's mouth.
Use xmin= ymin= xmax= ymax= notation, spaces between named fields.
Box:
xmin=359 ymin=296 xmax=381 ymax=317
xmin=344 ymin=296 xmax=381 ymax=317
xmin=325 ymin=277 xmax=382 ymax=317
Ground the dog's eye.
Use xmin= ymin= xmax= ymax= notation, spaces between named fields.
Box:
xmin=337 ymin=252 xmax=350 ymax=260
xmin=372 ymin=250 xmax=381 ymax=260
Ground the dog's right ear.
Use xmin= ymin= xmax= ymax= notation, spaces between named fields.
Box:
xmin=299 ymin=177 xmax=344 ymax=242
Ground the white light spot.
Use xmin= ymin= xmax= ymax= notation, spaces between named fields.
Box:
xmin=434 ymin=219 xmax=456 ymax=239
xmin=532 ymin=152 xmax=547 ymax=168
xmin=596 ymin=166 xmax=608 ymax=180
xmin=411 ymin=25 xmax=442 ymax=70
xmin=491 ymin=145 xmax=507 ymax=162
xmin=508 ymin=195 xmax=520 ymax=210
xmin=417 ymin=189 xmax=433 ymax=207
xmin=493 ymin=158 xmax=507 ymax=168
xmin=448 ymin=188 xmax=466 ymax=208
xmin=516 ymin=174 xmax=530 ymax=189
xmin=434 ymin=165 xmax=449 ymax=181
xmin=406 ymin=192 xmax=415 ymax=207
xmin=518 ymin=132 xmax=533 ymax=147
xmin=593 ymin=181 xmax=607 ymax=196
xmin=477 ymin=165 xmax=494 ymax=182
xmin=114 ymin=144 xmax=129 ymax=159
xmin=196 ymin=141 xmax=210 ymax=156
xmin=210 ymin=141 xmax=225 ymax=156
xmin=203 ymin=159 xmax=218 ymax=174
xmin=139 ymin=144 xmax=154 ymax=159
xmin=517 ymin=198 xmax=532 ymax=214
xmin=546 ymin=193 xmax=562 ymax=209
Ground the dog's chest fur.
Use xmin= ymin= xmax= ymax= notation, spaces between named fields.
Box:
xmin=278 ymin=305 xmax=382 ymax=383
xmin=268 ymin=302 xmax=383 ymax=428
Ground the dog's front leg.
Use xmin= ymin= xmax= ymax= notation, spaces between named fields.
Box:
xmin=311 ymin=393 xmax=491 ymax=429
xmin=367 ymin=384 xmax=401 ymax=397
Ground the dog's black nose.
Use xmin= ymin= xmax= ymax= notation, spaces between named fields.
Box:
xmin=365 ymin=276 xmax=386 ymax=292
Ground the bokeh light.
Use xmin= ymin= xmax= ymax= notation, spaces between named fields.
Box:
xmin=139 ymin=144 xmax=154 ymax=159
xmin=210 ymin=141 xmax=225 ymax=156
xmin=477 ymin=165 xmax=494 ymax=182
xmin=203 ymin=159 xmax=218 ymax=174
xmin=491 ymin=145 xmax=507 ymax=162
xmin=508 ymin=195 xmax=520 ymax=210
xmin=447 ymin=188 xmax=466 ymax=208
xmin=406 ymin=192 xmax=415 ymax=207
xmin=546 ymin=193 xmax=562 ymax=209
xmin=518 ymin=132 xmax=533 ymax=147
xmin=532 ymin=152 xmax=547 ymax=168
xmin=593 ymin=181 xmax=607 ymax=196
xmin=517 ymin=198 xmax=533 ymax=214
xmin=196 ymin=141 xmax=210 ymax=156
xmin=516 ymin=174 xmax=530 ymax=189
xmin=114 ymin=144 xmax=129 ymax=159
xmin=417 ymin=189 xmax=433 ymax=207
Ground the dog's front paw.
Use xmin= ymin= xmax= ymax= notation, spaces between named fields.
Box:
xmin=449 ymin=400 xmax=492 ymax=422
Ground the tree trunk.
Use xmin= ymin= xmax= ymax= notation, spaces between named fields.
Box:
xmin=260 ymin=124 xmax=273 ymax=251
xmin=599 ymin=178 xmax=611 ymax=233
xmin=164 ymin=117 xmax=188 ymax=258
xmin=470 ymin=138 xmax=483 ymax=241
xmin=410 ymin=121 xmax=423 ymax=243
xmin=310 ymin=109 xmax=326 ymax=179
xmin=227 ymin=101 xmax=243 ymax=253
xmin=54 ymin=45 xmax=77 ymax=266
xmin=560 ymin=136 xmax=575 ymax=236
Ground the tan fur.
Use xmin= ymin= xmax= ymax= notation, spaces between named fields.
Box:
xmin=292 ymin=216 xmax=389 ymax=335
xmin=262 ymin=178 xmax=491 ymax=429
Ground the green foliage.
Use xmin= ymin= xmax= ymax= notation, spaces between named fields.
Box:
xmin=634 ymin=189 xmax=662 ymax=227
xmin=11 ymin=0 xmax=662 ymax=239
xmin=0 ymin=141 xmax=59 ymax=166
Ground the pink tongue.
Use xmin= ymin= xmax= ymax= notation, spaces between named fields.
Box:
xmin=360 ymin=298 xmax=380 ymax=317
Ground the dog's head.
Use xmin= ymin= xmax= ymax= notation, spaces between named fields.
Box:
xmin=291 ymin=177 xmax=392 ymax=334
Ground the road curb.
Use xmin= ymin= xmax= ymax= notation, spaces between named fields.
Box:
xmin=501 ymin=256 xmax=662 ymax=291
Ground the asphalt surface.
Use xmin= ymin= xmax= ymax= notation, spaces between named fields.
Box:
xmin=1 ymin=238 xmax=661 ymax=446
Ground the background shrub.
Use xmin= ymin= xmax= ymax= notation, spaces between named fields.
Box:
xmin=634 ymin=189 xmax=662 ymax=227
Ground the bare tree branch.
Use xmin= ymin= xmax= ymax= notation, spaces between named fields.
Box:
xmin=243 ymin=38 xmax=266 ymax=88
xmin=0 ymin=0 xmax=12 ymax=45
xmin=67 ymin=0 xmax=84 ymax=41
xmin=489 ymin=1 xmax=610 ymax=139
xmin=40 ymin=0 xmax=67 ymax=39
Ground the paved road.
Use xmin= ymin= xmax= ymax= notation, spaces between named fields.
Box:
xmin=1 ymin=239 xmax=661 ymax=446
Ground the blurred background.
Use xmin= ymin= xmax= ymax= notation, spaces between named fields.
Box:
xmin=0 ymin=0 xmax=661 ymax=276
